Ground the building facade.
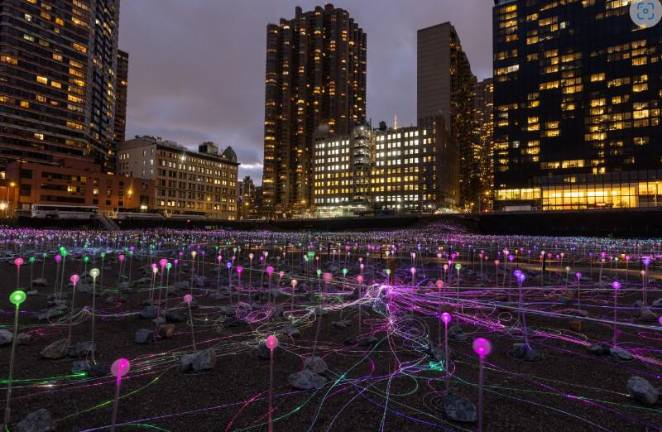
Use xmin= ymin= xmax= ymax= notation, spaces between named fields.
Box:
xmin=117 ymin=136 xmax=239 ymax=220
xmin=238 ymin=176 xmax=260 ymax=219
xmin=475 ymin=78 xmax=495 ymax=212
xmin=417 ymin=22 xmax=476 ymax=210
xmin=5 ymin=157 xmax=153 ymax=216
xmin=114 ymin=49 xmax=128 ymax=148
xmin=493 ymin=0 xmax=662 ymax=211
xmin=0 ymin=0 xmax=122 ymax=173
xmin=313 ymin=123 xmax=448 ymax=216
xmin=262 ymin=4 xmax=367 ymax=218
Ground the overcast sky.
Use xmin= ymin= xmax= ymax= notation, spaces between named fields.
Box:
xmin=119 ymin=0 xmax=493 ymax=183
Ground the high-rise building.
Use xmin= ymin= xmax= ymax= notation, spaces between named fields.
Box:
xmin=493 ymin=0 xmax=662 ymax=211
xmin=312 ymin=122 xmax=445 ymax=216
xmin=475 ymin=78 xmax=494 ymax=212
xmin=417 ymin=22 xmax=476 ymax=210
xmin=0 ymin=0 xmax=121 ymax=173
xmin=238 ymin=176 xmax=260 ymax=219
xmin=117 ymin=136 xmax=239 ymax=220
xmin=262 ymin=4 xmax=367 ymax=218
xmin=114 ymin=49 xmax=129 ymax=147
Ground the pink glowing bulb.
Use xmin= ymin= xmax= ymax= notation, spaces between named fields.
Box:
xmin=443 ymin=264 xmax=449 ymax=271
xmin=111 ymin=358 xmax=130 ymax=378
xmin=70 ymin=274 xmax=80 ymax=285
xmin=266 ymin=265 xmax=274 ymax=276
xmin=14 ymin=257 xmax=24 ymax=267
xmin=118 ymin=254 xmax=125 ymax=263
xmin=159 ymin=258 xmax=168 ymax=269
xmin=151 ymin=264 xmax=158 ymax=274
xmin=55 ymin=254 xmax=62 ymax=264
xmin=323 ymin=272 xmax=333 ymax=283
xmin=249 ymin=253 xmax=254 ymax=260
xmin=472 ymin=338 xmax=492 ymax=358
xmin=494 ymin=259 xmax=500 ymax=266
xmin=279 ymin=271 xmax=285 ymax=279
xmin=291 ymin=279 xmax=297 ymax=288
xmin=183 ymin=294 xmax=193 ymax=305
xmin=441 ymin=312 xmax=452 ymax=325
xmin=357 ymin=275 xmax=364 ymax=284
xmin=217 ymin=255 xmax=223 ymax=262
xmin=436 ymin=280 xmax=444 ymax=289
xmin=265 ymin=335 xmax=279 ymax=351
xmin=236 ymin=265 xmax=243 ymax=274
xmin=611 ymin=281 xmax=621 ymax=290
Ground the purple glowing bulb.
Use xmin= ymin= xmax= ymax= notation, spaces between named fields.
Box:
xmin=236 ymin=265 xmax=243 ymax=274
xmin=266 ymin=265 xmax=274 ymax=276
xmin=611 ymin=281 xmax=621 ymax=290
xmin=111 ymin=358 xmax=131 ymax=379
xmin=55 ymin=254 xmax=62 ymax=264
xmin=575 ymin=272 xmax=582 ymax=280
xmin=441 ymin=312 xmax=452 ymax=325
xmin=472 ymin=338 xmax=492 ymax=358
xmin=265 ymin=335 xmax=279 ymax=351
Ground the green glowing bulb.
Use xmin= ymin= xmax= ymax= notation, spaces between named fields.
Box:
xmin=316 ymin=269 xmax=321 ymax=277
xmin=101 ymin=252 xmax=106 ymax=259
xmin=342 ymin=268 xmax=348 ymax=276
xmin=455 ymin=263 xmax=462 ymax=271
xmin=83 ymin=256 xmax=89 ymax=263
xmin=29 ymin=256 xmax=36 ymax=264
xmin=9 ymin=290 xmax=26 ymax=306
xmin=166 ymin=263 xmax=172 ymax=271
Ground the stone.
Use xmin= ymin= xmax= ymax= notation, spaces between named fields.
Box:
xmin=303 ymin=356 xmax=328 ymax=374
xmin=15 ymin=408 xmax=54 ymax=432
xmin=77 ymin=282 xmax=92 ymax=294
xmin=158 ymin=324 xmax=176 ymax=339
xmin=443 ymin=393 xmax=477 ymax=423
xmin=638 ymin=306 xmax=657 ymax=322
xmin=627 ymin=376 xmax=659 ymax=405
xmin=67 ymin=341 xmax=95 ymax=358
xmin=588 ymin=343 xmax=611 ymax=356
xmin=32 ymin=278 xmax=48 ymax=288
xmin=610 ymin=346 xmax=634 ymax=361
xmin=448 ymin=325 xmax=467 ymax=342
xmin=40 ymin=339 xmax=67 ymax=360
xmin=510 ymin=343 xmax=544 ymax=361
xmin=428 ymin=346 xmax=446 ymax=363
xmin=282 ymin=323 xmax=300 ymax=337
xmin=139 ymin=305 xmax=158 ymax=320
xmin=288 ymin=369 xmax=327 ymax=390
xmin=568 ymin=320 xmax=583 ymax=333
xmin=0 ymin=329 xmax=13 ymax=346
xmin=135 ymin=329 xmax=154 ymax=344
xmin=37 ymin=307 xmax=66 ymax=321
xmin=17 ymin=332 xmax=32 ymax=345
xmin=166 ymin=310 xmax=186 ymax=323
xmin=180 ymin=349 xmax=216 ymax=372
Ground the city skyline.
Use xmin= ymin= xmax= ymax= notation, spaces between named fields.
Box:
xmin=119 ymin=0 xmax=493 ymax=183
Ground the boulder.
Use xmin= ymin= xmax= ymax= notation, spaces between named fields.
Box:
xmin=135 ymin=329 xmax=154 ymax=344
xmin=166 ymin=310 xmax=186 ymax=323
xmin=510 ymin=343 xmax=544 ymax=362
xmin=180 ymin=349 xmax=216 ymax=372
xmin=448 ymin=325 xmax=467 ymax=342
xmin=0 ymin=329 xmax=13 ymax=346
xmin=443 ymin=394 xmax=477 ymax=423
xmin=40 ymin=339 xmax=67 ymax=360
xmin=627 ymin=376 xmax=659 ymax=405
xmin=588 ymin=343 xmax=611 ymax=356
xmin=288 ymin=369 xmax=327 ymax=390
xmin=66 ymin=341 xmax=95 ymax=358
xmin=158 ymin=324 xmax=176 ymax=339
xmin=303 ymin=356 xmax=328 ymax=374
xmin=15 ymin=409 xmax=54 ymax=432
xmin=139 ymin=305 xmax=158 ymax=320
xmin=610 ymin=346 xmax=633 ymax=361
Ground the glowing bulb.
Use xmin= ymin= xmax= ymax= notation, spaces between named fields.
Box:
xmin=472 ymin=338 xmax=492 ymax=358
xmin=9 ymin=290 xmax=26 ymax=306
xmin=111 ymin=358 xmax=130 ymax=378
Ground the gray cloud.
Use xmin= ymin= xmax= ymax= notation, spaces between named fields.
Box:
xmin=119 ymin=0 xmax=492 ymax=182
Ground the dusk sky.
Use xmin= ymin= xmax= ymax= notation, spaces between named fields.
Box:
xmin=119 ymin=0 xmax=493 ymax=183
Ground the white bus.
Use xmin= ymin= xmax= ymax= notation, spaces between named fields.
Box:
xmin=31 ymin=204 xmax=99 ymax=220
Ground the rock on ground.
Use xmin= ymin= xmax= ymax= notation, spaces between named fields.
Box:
xmin=180 ymin=349 xmax=216 ymax=372
xmin=443 ymin=394 xmax=477 ymax=423
xmin=0 ymin=329 xmax=13 ymax=346
xmin=627 ymin=376 xmax=659 ymax=405
xmin=15 ymin=408 xmax=54 ymax=432
xmin=135 ymin=329 xmax=155 ymax=344
xmin=288 ymin=369 xmax=327 ymax=390
xmin=40 ymin=339 xmax=68 ymax=360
